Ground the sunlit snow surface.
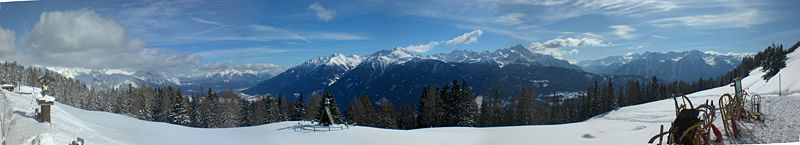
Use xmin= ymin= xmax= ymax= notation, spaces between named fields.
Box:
xmin=1 ymin=49 xmax=799 ymax=145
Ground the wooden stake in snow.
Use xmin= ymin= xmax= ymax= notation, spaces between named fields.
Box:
xmin=37 ymin=96 xmax=55 ymax=123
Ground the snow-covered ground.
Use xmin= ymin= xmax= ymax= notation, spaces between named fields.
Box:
xmin=2 ymin=50 xmax=800 ymax=145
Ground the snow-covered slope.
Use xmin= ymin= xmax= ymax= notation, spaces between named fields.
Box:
xmin=3 ymin=51 xmax=798 ymax=145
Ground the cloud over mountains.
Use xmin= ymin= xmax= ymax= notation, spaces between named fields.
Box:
xmin=17 ymin=9 xmax=201 ymax=72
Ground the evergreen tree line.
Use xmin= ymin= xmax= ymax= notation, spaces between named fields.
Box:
xmin=347 ymin=77 xmax=735 ymax=129
xmin=718 ymin=43 xmax=791 ymax=85
xmin=129 ymin=86 xmax=316 ymax=128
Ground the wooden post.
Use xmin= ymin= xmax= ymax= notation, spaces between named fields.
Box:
xmin=658 ymin=125 xmax=663 ymax=145
xmin=37 ymin=99 xmax=54 ymax=123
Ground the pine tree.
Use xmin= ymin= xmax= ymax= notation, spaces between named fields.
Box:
xmin=277 ymin=96 xmax=289 ymax=121
xmin=645 ymin=76 xmax=660 ymax=101
xmin=202 ymin=88 xmax=218 ymax=127
xmin=139 ymin=86 xmax=156 ymax=121
xmin=459 ymin=81 xmax=479 ymax=127
xmin=625 ymin=80 xmax=641 ymax=105
xmin=376 ymin=97 xmax=397 ymax=128
xmin=168 ymin=95 xmax=191 ymax=126
xmin=761 ymin=44 xmax=787 ymax=80
xmin=239 ymin=98 xmax=254 ymax=126
xmin=156 ymin=87 xmax=175 ymax=122
xmin=397 ymin=104 xmax=417 ymax=129
xmin=438 ymin=81 xmax=478 ymax=127
xmin=305 ymin=93 xmax=322 ymax=121
xmin=188 ymin=96 xmax=202 ymax=127
xmin=292 ymin=94 xmax=305 ymax=121
xmin=218 ymin=89 xmax=242 ymax=128
xmin=316 ymin=91 xmax=342 ymax=126
xmin=616 ymin=87 xmax=624 ymax=108
xmin=417 ymin=86 xmax=440 ymax=128
xmin=603 ymin=80 xmax=614 ymax=112
xmin=252 ymin=97 xmax=269 ymax=125
xmin=347 ymin=94 xmax=375 ymax=126
xmin=129 ymin=84 xmax=144 ymax=118
xmin=515 ymin=85 xmax=537 ymax=125
xmin=266 ymin=97 xmax=280 ymax=123
xmin=479 ymin=90 xmax=501 ymax=126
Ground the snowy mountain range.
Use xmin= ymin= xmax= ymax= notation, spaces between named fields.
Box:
xmin=244 ymin=45 xmax=640 ymax=107
xmin=430 ymin=44 xmax=581 ymax=70
xmin=4 ymin=47 xmax=799 ymax=145
xmin=577 ymin=50 xmax=750 ymax=81
xmin=45 ymin=63 xmax=285 ymax=93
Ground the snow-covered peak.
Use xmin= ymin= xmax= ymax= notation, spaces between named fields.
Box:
xmin=426 ymin=44 xmax=580 ymax=70
xmin=44 ymin=66 xmax=135 ymax=79
xmin=703 ymin=51 xmax=754 ymax=58
xmin=190 ymin=63 xmax=286 ymax=78
xmin=304 ymin=54 xmax=365 ymax=70
xmin=367 ymin=48 xmax=415 ymax=65
xmin=326 ymin=54 xmax=365 ymax=70
xmin=429 ymin=49 xmax=485 ymax=63
xmin=701 ymin=51 xmax=752 ymax=66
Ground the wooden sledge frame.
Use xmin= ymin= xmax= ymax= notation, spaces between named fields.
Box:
xmin=649 ymin=94 xmax=717 ymax=145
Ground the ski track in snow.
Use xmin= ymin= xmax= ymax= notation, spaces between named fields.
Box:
xmin=735 ymin=94 xmax=800 ymax=144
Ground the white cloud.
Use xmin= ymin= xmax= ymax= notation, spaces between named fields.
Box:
xmin=191 ymin=17 xmax=221 ymax=25
xmin=308 ymin=2 xmax=334 ymax=22
xmin=117 ymin=0 xmax=199 ymax=29
xmin=0 ymin=27 xmax=14 ymax=55
xmin=609 ymin=25 xmax=635 ymax=39
xmin=529 ymin=37 xmax=608 ymax=58
xmin=249 ymin=24 xmax=309 ymax=42
xmin=400 ymin=29 xmax=484 ymax=53
xmin=582 ymin=0 xmax=676 ymax=16
xmin=540 ymin=37 xmax=607 ymax=48
xmin=495 ymin=13 xmax=525 ymax=25
xmin=651 ymin=35 xmax=668 ymax=39
xmin=581 ymin=32 xmax=603 ymax=39
xmin=20 ymin=9 xmax=200 ymax=72
xmin=456 ymin=24 xmax=533 ymax=41
xmin=400 ymin=41 xmax=441 ymax=53
xmin=445 ymin=29 xmax=483 ymax=45
xmin=195 ymin=47 xmax=290 ymax=58
xmin=174 ymin=25 xmax=369 ymax=43
xmin=627 ymin=45 xmax=644 ymax=50
xmin=497 ymin=0 xmax=570 ymax=6
xmin=305 ymin=32 xmax=370 ymax=41
xmin=538 ymin=0 xmax=677 ymax=21
xmin=647 ymin=9 xmax=767 ymax=29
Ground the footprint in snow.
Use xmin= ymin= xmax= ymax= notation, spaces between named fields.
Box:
xmin=582 ymin=134 xmax=595 ymax=139
xmin=632 ymin=125 xmax=647 ymax=131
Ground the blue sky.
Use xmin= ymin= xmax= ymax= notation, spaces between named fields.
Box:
xmin=0 ymin=0 xmax=799 ymax=71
